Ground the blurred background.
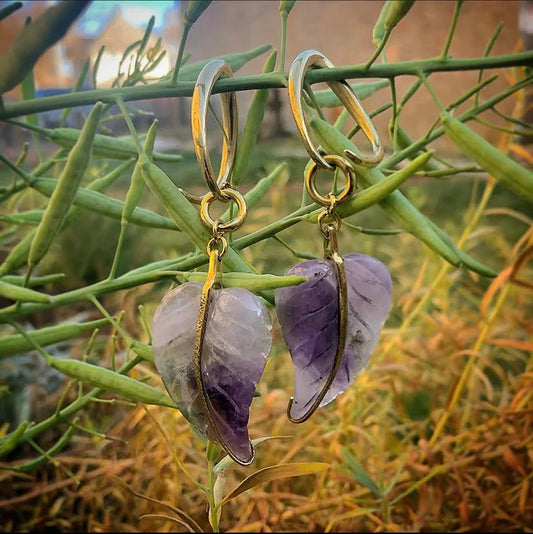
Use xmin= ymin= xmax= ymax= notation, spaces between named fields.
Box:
xmin=0 ymin=1 xmax=532 ymax=531
xmin=0 ymin=0 xmax=530 ymax=156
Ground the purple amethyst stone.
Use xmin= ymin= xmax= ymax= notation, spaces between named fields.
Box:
xmin=276 ymin=253 xmax=392 ymax=421
xmin=151 ymin=282 xmax=272 ymax=464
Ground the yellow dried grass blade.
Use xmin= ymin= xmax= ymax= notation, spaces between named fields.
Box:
xmin=217 ymin=462 xmax=328 ymax=507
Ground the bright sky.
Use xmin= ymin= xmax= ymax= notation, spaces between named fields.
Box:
xmin=78 ymin=1 xmax=177 ymax=36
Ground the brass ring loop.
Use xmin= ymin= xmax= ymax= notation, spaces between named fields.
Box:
xmin=192 ymin=59 xmax=238 ymax=202
xmin=288 ymin=49 xmax=384 ymax=168
xmin=305 ymin=154 xmax=356 ymax=207
xmin=317 ymin=210 xmax=341 ymax=233
xmin=200 ymin=188 xmax=247 ymax=233
xmin=206 ymin=235 xmax=228 ymax=257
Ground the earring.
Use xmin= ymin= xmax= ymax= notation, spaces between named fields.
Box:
xmin=150 ymin=59 xmax=272 ymax=465
xmin=276 ymin=50 xmax=392 ymax=423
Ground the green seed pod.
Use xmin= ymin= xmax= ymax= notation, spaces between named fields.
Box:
xmin=224 ymin=163 xmax=286 ymax=222
xmin=0 ymin=161 xmax=134 ymax=278
xmin=30 ymin=177 xmax=178 ymax=231
xmin=279 ymin=0 xmax=297 ymax=17
xmin=384 ymin=0 xmax=416 ymax=32
xmin=0 ymin=280 xmax=51 ymax=303
xmin=232 ymin=50 xmax=278 ymax=186
xmin=122 ymin=121 xmax=159 ymax=224
xmin=396 ymin=126 xmax=442 ymax=173
xmin=174 ymin=271 xmax=305 ymax=291
xmin=0 ymin=2 xmax=23 ymax=23
xmin=309 ymin=115 xmax=498 ymax=277
xmin=0 ymin=319 xmax=108 ymax=358
xmin=372 ymin=1 xmax=392 ymax=45
xmin=28 ymin=102 xmax=103 ymax=270
xmin=139 ymin=161 xmax=275 ymax=303
xmin=307 ymin=150 xmax=435 ymax=222
xmin=173 ymin=44 xmax=272 ymax=82
xmin=0 ymin=229 xmax=36 ymax=276
xmin=0 ymin=420 xmax=29 ymax=458
xmin=2 ymin=273 xmax=64 ymax=287
xmin=51 ymin=128 xmax=182 ymax=162
xmin=48 ymin=357 xmax=176 ymax=408
xmin=441 ymin=112 xmax=533 ymax=203
xmin=0 ymin=210 xmax=44 ymax=226
xmin=314 ymin=80 xmax=389 ymax=108
xmin=85 ymin=159 xmax=136 ymax=193
xmin=0 ymin=1 xmax=89 ymax=94
xmin=183 ymin=0 xmax=212 ymax=27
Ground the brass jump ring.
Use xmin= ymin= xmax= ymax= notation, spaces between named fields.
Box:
xmin=305 ymin=154 xmax=356 ymax=207
xmin=200 ymin=188 xmax=247 ymax=233
xmin=206 ymin=235 xmax=228 ymax=257
xmin=288 ymin=49 xmax=384 ymax=168
xmin=191 ymin=59 xmax=238 ymax=203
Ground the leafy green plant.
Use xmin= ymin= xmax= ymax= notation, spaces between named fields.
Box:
xmin=0 ymin=0 xmax=531 ymax=531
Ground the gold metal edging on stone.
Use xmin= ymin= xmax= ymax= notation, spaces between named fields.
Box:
xmin=189 ymin=59 xmax=254 ymax=465
xmin=286 ymin=48 xmax=384 ymax=423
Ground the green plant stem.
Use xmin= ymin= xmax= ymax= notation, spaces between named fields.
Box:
xmin=384 ymin=74 xmax=532 ymax=169
xmin=0 ymin=158 xmax=416 ymax=322
xmin=16 ymin=354 xmax=142 ymax=444
xmin=1 ymin=51 xmax=531 ymax=119
xmin=207 ymin=455 xmax=219 ymax=532
xmin=439 ymin=0 xmax=463 ymax=60
xmin=475 ymin=22 xmax=504 ymax=106
xmin=171 ymin=24 xmax=190 ymax=84
xmin=279 ymin=15 xmax=288 ymax=72
xmin=365 ymin=30 xmax=392 ymax=70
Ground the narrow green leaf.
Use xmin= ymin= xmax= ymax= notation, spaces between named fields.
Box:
xmin=341 ymin=448 xmax=382 ymax=497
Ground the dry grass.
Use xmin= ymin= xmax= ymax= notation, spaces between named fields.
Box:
xmin=1 ymin=161 xmax=531 ymax=532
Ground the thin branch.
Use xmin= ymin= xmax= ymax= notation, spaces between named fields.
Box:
xmin=1 ymin=51 xmax=531 ymax=120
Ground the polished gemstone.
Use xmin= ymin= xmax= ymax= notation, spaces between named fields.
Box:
xmin=152 ymin=282 xmax=272 ymax=464
xmin=276 ymin=253 xmax=392 ymax=421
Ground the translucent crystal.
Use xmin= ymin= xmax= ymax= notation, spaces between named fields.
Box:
xmin=275 ymin=253 xmax=392 ymax=420
xmin=152 ymin=282 xmax=272 ymax=464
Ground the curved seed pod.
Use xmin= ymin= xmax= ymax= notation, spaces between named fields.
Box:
xmin=276 ymin=254 xmax=392 ymax=421
xmin=441 ymin=112 xmax=533 ymax=203
xmin=152 ymin=283 xmax=272 ymax=464
xmin=0 ymin=280 xmax=50 ymax=303
xmin=0 ymin=1 xmax=89 ymax=94
xmin=28 ymin=102 xmax=103 ymax=271
xmin=48 ymin=357 xmax=176 ymax=408
xmin=384 ymin=0 xmax=416 ymax=32
xmin=372 ymin=1 xmax=392 ymax=45
xmin=183 ymin=0 xmax=212 ymax=26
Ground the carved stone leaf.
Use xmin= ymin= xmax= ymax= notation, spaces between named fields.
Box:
xmin=275 ymin=253 xmax=392 ymax=421
xmin=151 ymin=282 xmax=272 ymax=464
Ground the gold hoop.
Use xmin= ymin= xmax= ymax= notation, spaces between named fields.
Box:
xmin=288 ymin=49 xmax=384 ymax=168
xmin=200 ymin=188 xmax=247 ymax=233
xmin=191 ymin=59 xmax=238 ymax=202
xmin=305 ymin=154 xmax=356 ymax=207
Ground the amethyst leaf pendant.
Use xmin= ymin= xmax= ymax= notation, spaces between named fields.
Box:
xmin=151 ymin=282 xmax=272 ymax=465
xmin=276 ymin=253 xmax=392 ymax=422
